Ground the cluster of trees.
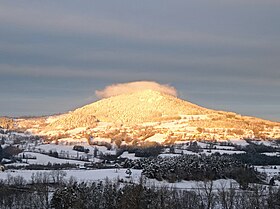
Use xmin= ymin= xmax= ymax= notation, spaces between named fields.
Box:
xmin=98 ymin=142 xmax=163 ymax=161
xmin=235 ymin=141 xmax=277 ymax=153
xmin=124 ymin=155 xmax=262 ymax=188
xmin=230 ymin=153 xmax=280 ymax=165
xmin=131 ymin=142 xmax=163 ymax=157
xmin=0 ymin=144 xmax=22 ymax=162
xmin=116 ymin=142 xmax=163 ymax=158
xmin=6 ymin=162 xmax=77 ymax=170
xmin=134 ymin=145 xmax=162 ymax=157
xmin=0 ymin=174 xmax=279 ymax=209
xmin=73 ymin=145 xmax=90 ymax=153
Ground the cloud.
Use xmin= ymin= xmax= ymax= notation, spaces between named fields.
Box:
xmin=0 ymin=3 xmax=275 ymax=50
xmin=95 ymin=81 xmax=178 ymax=99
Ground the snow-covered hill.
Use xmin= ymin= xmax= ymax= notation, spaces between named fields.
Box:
xmin=10 ymin=90 xmax=280 ymax=143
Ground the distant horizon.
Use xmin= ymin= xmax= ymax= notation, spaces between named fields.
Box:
xmin=0 ymin=1 xmax=279 ymax=121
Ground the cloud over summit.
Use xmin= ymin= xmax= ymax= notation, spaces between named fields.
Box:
xmin=95 ymin=81 xmax=178 ymax=99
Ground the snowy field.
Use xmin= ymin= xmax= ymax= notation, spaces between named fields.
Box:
xmin=229 ymin=139 xmax=249 ymax=146
xmin=25 ymin=143 xmax=116 ymax=163
xmin=252 ymin=140 xmax=280 ymax=148
xmin=255 ymin=165 xmax=280 ymax=186
xmin=0 ymin=169 xmax=141 ymax=183
xmin=18 ymin=152 xmax=86 ymax=165
xmin=174 ymin=148 xmax=245 ymax=155
xmin=34 ymin=144 xmax=116 ymax=156
xmin=201 ymin=149 xmax=245 ymax=155
xmin=0 ymin=168 xmax=240 ymax=190
xmin=145 ymin=133 xmax=167 ymax=143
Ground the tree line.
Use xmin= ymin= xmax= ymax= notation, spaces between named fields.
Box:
xmin=0 ymin=173 xmax=279 ymax=209
xmin=123 ymin=154 xmax=263 ymax=189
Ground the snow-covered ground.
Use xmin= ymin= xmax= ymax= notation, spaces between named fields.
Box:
xmin=159 ymin=153 xmax=181 ymax=158
xmin=145 ymin=133 xmax=167 ymax=143
xmin=174 ymin=149 xmax=245 ymax=156
xmin=255 ymin=165 xmax=280 ymax=186
xmin=252 ymin=140 xmax=280 ymax=148
xmin=201 ymin=150 xmax=245 ymax=155
xmin=0 ymin=169 xmax=141 ymax=183
xmin=66 ymin=127 xmax=87 ymax=135
xmin=229 ymin=139 xmax=249 ymax=146
xmin=214 ymin=145 xmax=235 ymax=150
xmin=0 ymin=168 xmax=240 ymax=190
xmin=155 ymin=121 xmax=188 ymax=130
xmin=174 ymin=140 xmax=190 ymax=144
xmin=261 ymin=152 xmax=280 ymax=157
xmin=255 ymin=165 xmax=280 ymax=176
xmin=92 ymin=137 xmax=112 ymax=144
xmin=174 ymin=149 xmax=198 ymax=155
xmin=145 ymin=178 xmax=239 ymax=191
xmin=33 ymin=144 xmax=115 ymax=158
xmin=197 ymin=142 xmax=208 ymax=148
xmin=18 ymin=152 xmax=86 ymax=165
xmin=121 ymin=151 xmax=140 ymax=160
xmin=58 ymin=137 xmax=88 ymax=144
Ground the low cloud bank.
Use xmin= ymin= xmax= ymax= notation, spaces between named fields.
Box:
xmin=95 ymin=81 xmax=177 ymax=99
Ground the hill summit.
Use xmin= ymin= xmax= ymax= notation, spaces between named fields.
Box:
xmin=48 ymin=90 xmax=212 ymax=128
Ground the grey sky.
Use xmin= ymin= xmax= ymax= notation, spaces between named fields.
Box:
xmin=0 ymin=0 xmax=279 ymax=121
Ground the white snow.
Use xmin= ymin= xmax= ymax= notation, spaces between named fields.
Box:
xmin=229 ymin=139 xmax=249 ymax=146
xmin=174 ymin=140 xmax=190 ymax=144
xmin=159 ymin=153 xmax=181 ymax=158
xmin=201 ymin=150 xmax=246 ymax=155
xmin=66 ymin=127 xmax=87 ymax=135
xmin=179 ymin=114 xmax=208 ymax=121
xmin=0 ymin=169 xmax=142 ymax=183
xmin=174 ymin=149 xmax=198 ymax=155
xmin=252 ymin=140 xmax=279 ymax=148
xmin=0 ymin=169 xmax=240 ymax=190
xmin=58 ymin=137 xmax=88 ymax=144
xmin=196 ymin=142 xmax=208 ymax=148
xmin=19 ymin=152 xmax=86 ymax=165
xmin=46 ymin=116 xmax=61 ymax=124
xmin=121 ymin=151 xmax=140 ymax=160
xmin=145 ymin=178 xmax=239 ymax=191
xmin=214 ymin=145 xmax=235 ymax=150
xmin=173 ymin=148 xmax=245 ymax=156
xmin=142 ymin=122 xmax=160 ymax=127
xmin=156 ymin=122 xmax=187 ymax=129
xmin=145 ymin=134 xmax=167 ymax=143
xmin=92 ymin=137 xmax=112 ymax=144
xmin=35 ymin=144 xmax=83 ymax=156
xmin=255 ymin=165 xmax=280 ymax=186
xmin=261 ymin=152 xmax=280 ymax=156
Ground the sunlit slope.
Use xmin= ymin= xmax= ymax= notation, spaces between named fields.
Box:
xmin=48 ymin=90 xmax=212 ymax=127
xmin=15 ymin=90 xmax=280 ymax=139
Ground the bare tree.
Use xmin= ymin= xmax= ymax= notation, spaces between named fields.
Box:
xmin=217 ymin=181 xmax=236 ymax=209
xmin=196 ymin=180 xmax=216 ymax=209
